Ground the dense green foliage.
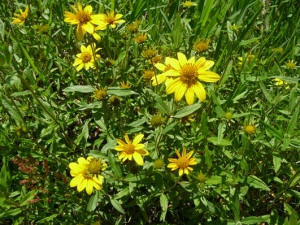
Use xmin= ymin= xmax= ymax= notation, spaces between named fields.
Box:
xmin=0 ymin=0 xmax=299 ymax=224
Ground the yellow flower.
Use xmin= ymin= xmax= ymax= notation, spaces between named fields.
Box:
xmin=197 ymin=172 xmax=207 ymax=182
xmin=73 ymin=43 xmax=101 ymax=71
xmin=12 ymin=5 xmax=29 ymax=25
xmin=152 ymin=55 xmax=162 ymax=64
xmin=143 ymin=70 xmax=155 ymax=80
xmin=155 ymin=52 xmax=220 ymax=105
xmin=193 ymin=39 xmax=209 ymax=53
xmin=114 ymin=134 xmax=149 ymax=166
xmin=272 ymin=78 xmax=290 ymax=90
xmin=64 ymin=3 xmax=103 ymax=40
xmin=183 ymin=1 xmax=197 ymax=8
xmin=285 ymin=60 xmax=296 ymax=69
xmin=272 ymin=47 xmax=283 ymax=53
xmin=127 ymin=21 xmax=141 ymax=33
xmin=230 ymin=24 xmax=240 ymax=31
xmin=238 ymin=54 xmax=255 ymax=66
xmin=93 ymin=88 xmax=107 ymax=100
xmin=141 ymin=48 xmax=157 ymax=59
xmin=224 ymin=112 xmax=233 ymax=120
xmin=94 ymin=11 xmax=125 ymax=30
xmin=150 ymin=115 xmax=166 ymax=127
xmin=135 ymin=33 xmax=147 ymax=44
xmin=167 ymin=148 xmax=197 ymax=176
xmin=244 ymin=125 xmax=256 ymax=134
xmin=153 ymin=159 xmax=164 ymax=169
xmin=120 ymin=81 xmax=131 ymax=88
xmin=69 ymin=157 xmax=107 ymax=195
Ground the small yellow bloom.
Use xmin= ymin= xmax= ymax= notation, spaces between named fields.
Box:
xmin=152 ymin=55 xmax=162 ymax=64
xmin=114 ymin=134 xmax=149 ymax=166
xmin=238 ymin=54 xmax=255 ymax=66
xmin=64 ymin=3 xmax=103 ymax=40
xmin=224 ymin=112 xmax=233 ymax=120
xmin=109 ymin=96 xmax=121 ymax=106
xmin=73 ymin=43 xmax=101 ymax=71
xmin=272 ymin=78 xmax=289 ymax=90
xmin=12 ymin=5 xmax=29 ymax=25
xmin=272 ymin=47 xmax=283 ymax=53
xmin=285 ymin=60 xmax=296 ymax=69
xmin=135 ymin=33 xmax=147 ymax=44
xmin=153 ymin=52 xmax=220 ymax=105
xmin=167 ymin=148 xmax=197 ymax=176
xmin=120 ymin=81 xmax=131 ymax=88
xmin=150 ymin=115 xmax=166 ymax=127
xmin=127 ymin=21 xmax=140 ymax=33
xmin=153 ymin=159 xmax=164 ymax=169
xmin=193 ymin=39 xmax=209 ymax=53
xmin=197 ymin=172 xmax=207 ymax=183
xmin=69 ymin=157 xmax=107 ymax=195
xmin=230 ymin=24 xmax=240 ymax=31
xmin=93 ymin=88 xmax=107 ymax=100
xmin=143 ymin=70 xmax=155 ymax=80
xmin=244 ymin=125 xmax=256 ymax=134
xmin=94 ymin=11 xmax=125 ymax=30
xmin=141 ymin=48 xmax=157 ymax=59
xmin=183 ymin=1 xmax=197 ymax=8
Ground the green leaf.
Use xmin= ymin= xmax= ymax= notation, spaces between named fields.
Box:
xmin=20 ymin=190 xmax=38 ymax=206
xmin=1 ymin=94 xmax=23 ymax=125
xmin=0 ymin=18 xmax=4 ymax=41
xmin=108 ymin=151 xmax=122 ymax=179
xmin=87 ymin=192 xmax=98 ymax=212
xmin=259 ymin=81 xmax=273 ymax=104
xmin=110 ymin=198 xmax=125 ymax=214
xmin=74 ymin=119 xmax=90 ymax=146
xmin=206 ymin=176 xmax=222 ymax=185
xmin=219 ymin=60 xmax=232 ymax=87
xmin=241 ymin=215 xmax=270 ymax=224
xmin=287 ymin=106 xmax=299 ymax=135
xmin=114 ymin=187 xmax=129 ymax=200
xmin=160 ymin=193 xmax=168 ymax=221
xmin=247 ymin=175 xmax=270 ymax=191
xmin=173 ymin=104 xmax=201 ymax=118
xmin=289 ymin=171 xmax=300 ymax=188
xmin=0 ymin=157 xmax=10 ymax=193
xmin=273 ymin=155 xmax=282 ymax=173
xmin=63 ymin=85 xmax=94 ymax=93
xmin=107 ymin=87 xmax=137 ymax=96
xmin=207 ymin=136 xmax=232 ymax=146
xmin=36 ymin=214 xmax=58 ymax=224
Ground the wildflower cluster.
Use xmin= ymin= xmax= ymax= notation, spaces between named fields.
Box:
xmin=5 ymin=1 xmax=299 ymax=224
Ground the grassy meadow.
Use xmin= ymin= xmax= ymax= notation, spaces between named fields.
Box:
xmin=0 ymin=0 xmax=299 ymax=224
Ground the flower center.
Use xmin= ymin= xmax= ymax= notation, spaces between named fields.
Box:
xmin=124 ymin=144 xmax=135 ymax=154
xmin=77 ymin=11 xmax=91 ymax=25
xmin=176 ymin=157 xmax=189 ymax=168
xmin=81 ymin=53 xmax=92 ymax=63
xmin=180 ymin=63 xmax=198 ymax=86
xmin=106 ymin=15 xmax=116 ymax=24
xmin=86 ymin=159 xmax=103 ymax=175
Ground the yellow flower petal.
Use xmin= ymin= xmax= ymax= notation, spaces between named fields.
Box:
xmin=70 ymin=175 xmax=83 ymax=187
xmin=133 ymin=134 xmax=144 ymax=145
xmin=198 ymin=71 xmax=220 ymax=83
xmin=193 ymin=82 xmax=206 ymax=101
xmin=133 ymin=152 xmax=144 ymax=165
xmin=177 ymin=52 xmax=187 ymax=66
xmin=86 ymin=179 xmax=94 ymax=195
xmin=174 ymin=82 xmax=187 ymax=101
xmin=179 ymin=168 xmax=184 ymax=176
xmin=185 ymin=87 xmax=195 ymax=105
